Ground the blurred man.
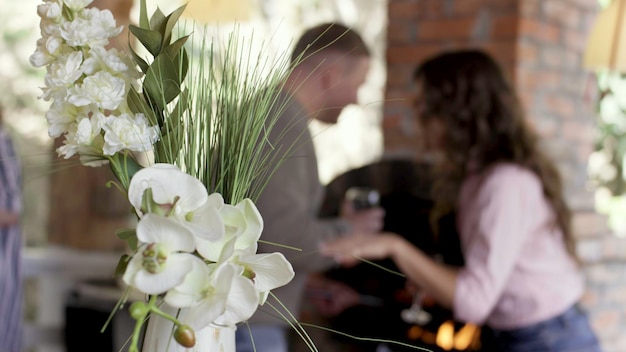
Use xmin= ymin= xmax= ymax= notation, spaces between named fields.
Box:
xmin=236 ymin=23 xmax=384 ymax=352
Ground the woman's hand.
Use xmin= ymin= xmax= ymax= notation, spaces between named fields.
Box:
xmin=340 ymin=198 xmax=385 ymax=234
xmin=320 ymin=232 xmax=403 ymax=266
xmin=321 ymin=232 xmax=459 ymax=309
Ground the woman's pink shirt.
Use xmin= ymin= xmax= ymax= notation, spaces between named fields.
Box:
xmin=453 ymin=163 xmax=584 ymax=329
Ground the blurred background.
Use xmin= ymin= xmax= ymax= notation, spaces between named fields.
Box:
xmin=2 ymin=0 xmax=626 ymax=351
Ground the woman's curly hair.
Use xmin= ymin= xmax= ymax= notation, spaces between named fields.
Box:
xmin=413 ymin=49 xmax=577 ymax=260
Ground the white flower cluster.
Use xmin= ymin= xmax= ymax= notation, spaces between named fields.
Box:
xmin=123 ymin=164 xmax=294 ymax=329
xmin=30 ymin=0 xmax=159 ymax=166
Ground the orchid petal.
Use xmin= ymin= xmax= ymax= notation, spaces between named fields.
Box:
xmin=258 ymin=291 xmax=270 ymax=306
xmin=214 ymin=273 xmax=259 ymax=326
xmin=165 ymin=257 xmax=211 ymax=308
xmin=130 ymin=253 xmax=194 ymax=294
xmin=220 ymin=204 xmax=245 ymax=237
xmin=239 ymin=253 xmax=295 ymax=292
xmin=236 ymin=198 xmax=264 ymax=246
xmin=136 ymin=214 xmax=195 ymax=252
xmin=195 ymin=234 xmax=236 ymax=263
xmin=128 ymin=164 xmax=208 ymax=215
xmin=186 ymin=202 xmax=225 ymax=241
xmin=179 ymin=263 xmax=237 ymax=329
xmin=206 ymin=193 xmax=225 ymax=208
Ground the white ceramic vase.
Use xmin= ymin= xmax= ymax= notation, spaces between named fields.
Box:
xmin=141 ymin=304 xmax=236 ymax=352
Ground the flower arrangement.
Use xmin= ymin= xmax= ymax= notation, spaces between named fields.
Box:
xmin=30 ymin=0 xmax=295 ymax=350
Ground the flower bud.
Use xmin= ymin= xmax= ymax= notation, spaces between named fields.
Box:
xmin=174 ymin=325 xmax=196 ymax=348
xmin=129 ymin=301 xmax=148 ymax=320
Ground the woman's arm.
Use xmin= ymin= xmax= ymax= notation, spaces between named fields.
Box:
xmin=320 ymin=233 xmax=458 ymax=308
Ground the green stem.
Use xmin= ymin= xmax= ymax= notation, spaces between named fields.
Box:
xmin=129 ymin=296 xmax=157 ymax=352
xmin=149 ymin=302 xmax=185 ymax=326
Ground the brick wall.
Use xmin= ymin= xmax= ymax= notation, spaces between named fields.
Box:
xmin=384 ymin=1 xmax=626 ymax=351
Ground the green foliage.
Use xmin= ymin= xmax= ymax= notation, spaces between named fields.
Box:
xmin=116 ymin=228 xmax=138 ymax=251
xmin=590 ymin=72 xmax=626 ymax=195
xmin=127 ymin=0 xmax=191 ymax=158
xmin=168 ymin=28 xmax=293 ymax=204
xmin=126 ymin=0 xmax=294 ymax=205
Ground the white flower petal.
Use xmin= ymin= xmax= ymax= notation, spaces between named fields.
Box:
xmin=121 ymin=252 xmax=144 ymax=287
xmin=68 ymin=71 xmax=125 ymax=110
xmin=234 ymin=198 xmax=264 ymax=250
xmin=195 ymin=235 xmax=236 ymax=263
xmin=220 ymin=204 xmax=245 ymax=237
xmin=102 ymin=113 xmax=159 ymax=155
xmin=136 ymin=214 xmax=195 ymax=252
xmin=214 ymin=273 xmax=259 ymax=326
xmin=179 ymin=263 xmax=237 ymax=329
xmin=206 ymin=193 xmax=225 ymax=208
xmin=128 ymin=164 xmax=208 ymax=215
xmin=258 ymin=291 xmax=270 ymax=306
xmin=186 ymin=203 xmax=225 ymax=241
xmin=133 ymin=254 xmax=194 ymax=294
xmin=165 ymin=258 xmax=211 ymax=308
xmin=182 ymin=297 xmax=226 ymax=330
xmin=239 ymin=253 xmax=295 ymax=292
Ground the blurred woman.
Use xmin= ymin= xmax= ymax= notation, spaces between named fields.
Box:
xmin=321 ymin=50 xmax=601 ymax=352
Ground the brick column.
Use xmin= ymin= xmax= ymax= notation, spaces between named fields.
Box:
xmin=383 ymin=1 xmax=626 ymax=350
xmin=385 ymin=0 xmax=519 ymax=159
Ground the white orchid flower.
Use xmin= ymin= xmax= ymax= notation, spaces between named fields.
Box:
xmin=236 ymin=252 xmax=295 ymax=305
xmin=123 ymin=214 xmax=196 ymax=295
xmin=128 ymin=164 xmax=225 ymax=241
xmin=165 ymin=260 xmax=259 ymax=329
xmin=195 ymin=198 xmax=263 ymax=262
xmin=193 ymin=197 xmax=294 ymax=305
xmin=203 ymin=235 xmax=294 ymax=305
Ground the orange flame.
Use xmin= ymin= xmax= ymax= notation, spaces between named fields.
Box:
xmin=434 ymin=320 xmax=480 ymax=351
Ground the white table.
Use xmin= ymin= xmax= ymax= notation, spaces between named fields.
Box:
xmin=22 ymin=246 xmax=122 ymax=352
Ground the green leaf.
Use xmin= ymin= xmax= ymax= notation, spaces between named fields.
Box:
xmin=169 ymin=88 xmax=189 ymax=123
xmin=126 ymin=88 xmax=158 ymax=127
xmin=149 ymin=8 xmax=167 ymax=33
xmin=163 ymin=4 xmax=188 ymax=45
xmin=139 ymin=0 xmax=149 ymax=29
xmin=116 ymin=228 xmax=136 ymax=240
xmin=155 ymin=125 xmax=183 ymax=164
xmin=143 ymin=47 xmax=189 ymax=112
xmin=129 ymin=25 xmax=162 ymax=57
xmin=129 ymin=46 xmax=150 ymax=74
xmin=123 ymin=156 xmax=144 ymax=182
xmin=163 ymin=35 xmax=190 ymax=58
xmin=154 ymin=89 xmax=187 ymax=163
xmin=116 ymin=229 xmax=138 ymax=252
xmin=114 ymin=254 xmax=132 ymax=278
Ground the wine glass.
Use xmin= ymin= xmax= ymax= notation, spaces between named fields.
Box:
xmin=400 ymin=290 xmax=432 ymax=325
xmin=344 ymin=187 xmax=380 ymax=210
